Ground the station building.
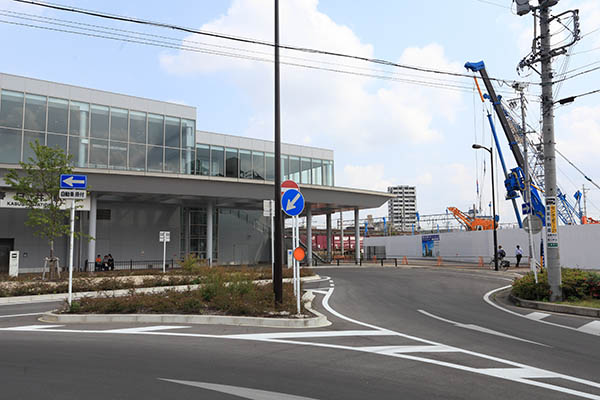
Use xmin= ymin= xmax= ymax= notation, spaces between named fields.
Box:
xmin=0 ymin=72 xmax=391 ymax=272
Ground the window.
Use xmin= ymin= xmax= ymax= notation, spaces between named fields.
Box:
xmin=110 ymin=108 xmax=128 ymax=142
xmin=239 ymin=150 xmax=252 ymax=179
xmin=148 ymin=146 xmax=163 ymax=172
xmin=89 ymin=139 xmax=108 ymax=168
xmin=211 ymin=146 xmax=224 ymax=177
xmin=266 ymin=152 xmax=274 ymax=181
xmin=252 ymin=151 xmax=264 ymax=180
xmin=165 ymin=117 xmax=180 ymax=148
xmin=289 ymin=156 xmax=300 ymax=182
xmin=0 ymin=90 xmax=24 ymax=129
xmin=47 ymin=98 xmax=68 ymax=134
xmin=69 ymin=136 xmax=89 ymax=168
xmin=23 ymin=131 xmax=45 ymax=161
xmin=0 ymin=128 xmax=22 ymax=163
xmin=312 ymin=159 xmax=322 ymax=185
xmin=97 ymin=209 xmax=111 ymax=220
xmin=47 ymin=133 xmax=67 ymax=153
xmin=324 ymin=160 xmax=333 ymax=186
xmin=24 ymin=94 xmax=46 ymax=132
xmin=281 ymin=155 xmax=289 ymax=180
xmin=301 ymin=157 xmax=311 ymax=184
xmin=181 ymin=148 xmax=194 ymax=174
xmin=195 ymin=144 xmax=210 ymax=175
xmin=165 ymin=147 xmax=180 ymax=173
xmin=69 ymin=101 xmax=89 ymax=137
xmin=128 ymin=143 xmax=145 ymax=171
xmin=90 ymin=105 xmax=109 ymax=139
xmin=129 ymin=111 xmax=146 ymax=144
xmin=226 ymin=148 xmax=238 ymax=178
xmin=109 ymin=141 xmax=127 ymax=170
xmin=181 ymin=119 xmax=195 ymax=149
xmin=147 ymin=114 xmax=164 ymax=146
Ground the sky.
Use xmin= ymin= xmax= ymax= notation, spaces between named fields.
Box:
xmin=1 ymin=0 xmax=600 ymax=226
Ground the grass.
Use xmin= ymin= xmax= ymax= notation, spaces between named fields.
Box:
xmin=556 ymin=298 xmax=600 ymax=309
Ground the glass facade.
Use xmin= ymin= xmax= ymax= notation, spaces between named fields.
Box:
xmin=0 ymin=90 xmax=334 ymax=186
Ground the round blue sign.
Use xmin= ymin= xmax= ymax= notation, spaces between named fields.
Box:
xmin=281 ymin=188 xmax=305 ymax=217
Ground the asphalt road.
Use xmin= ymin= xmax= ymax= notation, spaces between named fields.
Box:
xmin=0 ymin=267 xmax=599 ymax=399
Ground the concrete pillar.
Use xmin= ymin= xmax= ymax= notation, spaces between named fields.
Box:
xmin=326 ymin=212 xmax=332 ymax=262
xmin=340 ymin=211 xmax=344 ymax=257
xmin=87 ymin=193 xmax=97 ymax=271
xmin=79 ymin=107 xmax=88 ymax=167
xmin=354 ymin=208 xmax=360 ymax=264
xmin=306 ymin=204 xmax=312 ymax=266
xmin=206 ymin=202 xmax=213 ymax=266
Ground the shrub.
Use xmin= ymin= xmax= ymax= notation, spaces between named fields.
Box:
xmin=512 ymin=269 xmax=600 ymax=301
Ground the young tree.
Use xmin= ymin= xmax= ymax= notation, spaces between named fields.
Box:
xmin=4 ymin=140 xmax=77 ymax=279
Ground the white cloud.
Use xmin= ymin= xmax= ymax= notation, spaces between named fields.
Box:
xmin=556 ymin=104 xmax=600 ymax=163
xmin=159 ymin=0 xmax=464 ymax=149
xmin=340 ymin=164 xmax=394 ymax=192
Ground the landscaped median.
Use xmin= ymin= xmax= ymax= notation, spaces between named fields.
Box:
xmin=510 ymin=268 xmax=600 ymax=317
xmin=1 ymin=265 xmax=328 ymax=328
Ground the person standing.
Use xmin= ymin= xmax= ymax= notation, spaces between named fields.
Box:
xmin=107 ymin=254 xmax=114 ymax=271
xmin=515 ymin=245 xmax=523 ymax=267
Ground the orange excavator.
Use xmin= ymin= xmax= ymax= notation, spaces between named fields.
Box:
xmin=447 ymin=207 xmax=496 ymax=231
xmin=582 ymin=216 xmax=600 ymax=225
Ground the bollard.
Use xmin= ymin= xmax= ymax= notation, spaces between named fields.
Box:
xmin=381 ymin=259 xmax=384 ymax=267
xmin=337 ymin=259 xmax=340 ymax=266
xmin=395 ymin=258 xmax=398 ymax=267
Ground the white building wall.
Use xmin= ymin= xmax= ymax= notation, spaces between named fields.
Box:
xmin=365 ymin=224 xmax=600 ymax=269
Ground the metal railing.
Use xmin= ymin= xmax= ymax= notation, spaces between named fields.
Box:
xmin=84 ymin=259 xmax=179 ymax=272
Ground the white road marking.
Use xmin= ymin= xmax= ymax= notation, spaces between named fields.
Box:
xmin=3 ymin=325 xmax=64 ymax=330
xmin=0 ymin=312 xmax=45 ymax=319
xmin=224 ymin=330 xmax=394 ymax=340
xmin=525 ymin=312 xmax=551 ymax=321
xmin=357 ymin=345 xmax=457 ymax=354
xmin=483 ymin=285 xmax=600 ymax=337
xmin=160 ymin=379 xmax=320 ymax=400
xmin=417 ymin=309 xmax=549 ymax=347
xmin=578 ymin=321 xmax=600 ymax=335
xmin=104 ymin=326 xmax=191 ymax=333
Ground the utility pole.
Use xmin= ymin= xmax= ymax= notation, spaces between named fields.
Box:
xmin=517 ymin=0 xmax=580 ymax=301
xmin=273 ymin=0 xmax=283 ymax=303
xmin=539 ymin=2 xmax=561 ymax=301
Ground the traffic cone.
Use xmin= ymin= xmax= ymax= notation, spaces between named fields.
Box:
xmin=402 ymin=256 xmax=408 ymax=265
xmin=478 ymin=256 xmax=484 ymax=267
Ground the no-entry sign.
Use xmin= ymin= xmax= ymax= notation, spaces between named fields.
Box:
xmin=281 ymin=179 xmax=299 ymax=195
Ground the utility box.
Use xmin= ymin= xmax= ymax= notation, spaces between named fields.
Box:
xmin=9 ymin=251 xmax=19 ymax=277
xmin=287 ymin=249 xmax=293 ymax=268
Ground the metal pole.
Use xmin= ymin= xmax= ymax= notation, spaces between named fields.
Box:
xmin=162 ymin=238 xmax=166 ymax=274
xmin=68 ymin=200 xmax=75 ymax=306
xmin=520 ymin=88 xmax=537 ymax=281
xmin=340 ymin=211 xmax=344 ymax=257
xmin=292 ymin=216 xmax=296 ymax=296
xmin=273 ymin=0 xmax=283 ymax=303
xmin=540 ymin=3 xmax=562 ymax=301
xmin=490 ymin=148 xmax=499 ymax=271
xmin=270 ymin=200 xmax=274 ymax=279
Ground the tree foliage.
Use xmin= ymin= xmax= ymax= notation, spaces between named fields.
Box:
xmin=4 ymin=141 xmax=74 ymax=258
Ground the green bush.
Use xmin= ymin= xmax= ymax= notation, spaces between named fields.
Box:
xmin=512 ymin=268 xmax=600 ymax=301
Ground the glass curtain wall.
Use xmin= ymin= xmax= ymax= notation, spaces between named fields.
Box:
xmin=226 ymin=148 xmax=239 ymax=178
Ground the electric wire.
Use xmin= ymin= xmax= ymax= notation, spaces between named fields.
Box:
xmin=11 ymin=0 xmax=537 ymax=86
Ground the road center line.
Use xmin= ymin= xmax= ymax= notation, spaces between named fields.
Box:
xmin=0 ymin=312 xmax=45 ymax=319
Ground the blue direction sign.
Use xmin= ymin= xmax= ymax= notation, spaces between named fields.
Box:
xmin=60 ymin=174 xmax=87 ymax=189
xmin=521 ymin=202 xmax=531 ymax=215
xmin=281 ymin=188 xmax=305 ymax=217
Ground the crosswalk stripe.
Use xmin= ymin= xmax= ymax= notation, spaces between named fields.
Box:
xmin=524 ymin=312 xmax=551 ymax=320
xmin=577 ymin=321 xmax=600 ymax=335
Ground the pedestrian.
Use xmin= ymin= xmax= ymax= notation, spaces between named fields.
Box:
xmin=95 ymin=254 xmax=102 ymax=272
xmin=497 ymin=245 xmax=506 ymax=261
xmin=102 ymin=255 xmax=109 ymax=271
xmin=515 ymin=245 xmax=523 ymax=267
xmin=108 ymin=254 xmax=114 ymax=271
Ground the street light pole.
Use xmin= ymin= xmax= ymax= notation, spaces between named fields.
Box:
xmin=474 ymin=144 xmax=498 ymax=271
xmin=273 ymin=0 xmax=283 ymax=303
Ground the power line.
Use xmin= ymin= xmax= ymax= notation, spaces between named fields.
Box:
xmin=555 ymin=88 xmax=600 ymax=105
xmin=12 ymin=0 xmax=536 ymax=86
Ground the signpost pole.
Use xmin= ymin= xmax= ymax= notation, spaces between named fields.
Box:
xmin=271 ymin=200 xmax=274 ymax=279
xmin=295 ymin=216 xmax=300 ymax=315
xmin=273 ymin=0 xmax=283 ymax=303
xmin=292 ymin=215 xmax=297 ymax=296
xmin=68 ymin=199 xmax=75 ymax=306
xmin=162 ymin=239 xmax=167 ymax=274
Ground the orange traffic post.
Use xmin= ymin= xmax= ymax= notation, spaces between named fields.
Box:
xmin=436 ymin=256 xmax=442 ymax=266
xmin=402 ymin=256 xmax=408 ymax=265
xmin=478 ymin=256 xmax=484 ymax=267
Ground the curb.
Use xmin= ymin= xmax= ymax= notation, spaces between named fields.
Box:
xmin=508 ymin=292 xmax=600 ymax=318
xmin=0 ymin=275 xmax=323 ymax=306
xmin=40 ymin=291 xmax=330 ymax=329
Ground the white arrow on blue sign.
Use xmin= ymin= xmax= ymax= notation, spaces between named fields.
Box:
xmin=281 ymin=188 xmax=305 ymax=217
xmin=521 ymin=202 xmax=531 ymax=215
xmin=60 ymin=174 xmax=87 ymax=189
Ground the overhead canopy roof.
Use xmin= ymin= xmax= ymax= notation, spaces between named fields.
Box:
xmin=43 ymin=168 xmax=393 ymax=214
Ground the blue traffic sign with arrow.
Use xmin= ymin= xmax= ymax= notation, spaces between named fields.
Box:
xmin=281 ymin=188 xmax=305 ymax=217
xmin=60 ymin=174 xmax=87 ymax=189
